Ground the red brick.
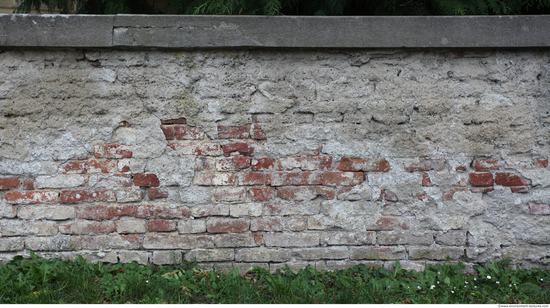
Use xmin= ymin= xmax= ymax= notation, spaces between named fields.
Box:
xmin=212 ymin=187 xmax=247 ymax=202
xmin=251 ymin=157 xmax=275 ymax=171
xmin=222 ymin=142 xmax=256 ymax=157
xmin=470 ymin=187 xmax=494 ymax=193
xmin=455 ymin=166 xmax=467 ymax=172
xmin=495 ymin=173 xmax=531 ymax=186
xmin=148 ymin=188 xmax=168 ymax=200
xmin=218 ymin=125 xmax=250 ymax=139
xmin=529 ymin=203 xmax=550 ymax=215
xmin=174 ymin=126 xmax=205 ymax=140
xmin=161 ymin=126 xmax=175 ymax=140
xmin=416 ymin=192 xmax=429 ymax=201
xmin=194 ymin=172 xmax=236 ymax=186
xmin=473 ymin=159 xmax=501 ymax=171
xmin=275 ymin=157 xmax=333 ymax=171
xmin=251 ymin=124 xmax=267 ymax=140
xmin=373 ymin=217 xmax=410 ymax=230
xmin=469 ymin=173 xmax=494 ymax=187
xmin=322 ymin=172 xmax=363 ymax=186
xmin=253 ymin=233 xmax=263 ymax=244
xmin=238 ymin=172 xmax=264 ymax=185
xmin=195 ymin=156 xmax=214 ymax=171
xmin=0 ymin=178 xmax=19 ymax=190
xmin=59 ymin=221 xmax=117 ymax=235
xmin=103 ymin=144 xmax=133 ymax=159
xmin=267 ymin=172 xmax=323 ymax=186
xmin=58 ymin=160 xmax=116 ymax=174
xmin=161 ymin=118 xmax=186 ymax=125
xmin=5 ymin=191 xmax=58 ymax=204
xmin=277 ymin=187 xmax=333 ymax=201
xmin=249 ymin=187 xmax=275 ymax=201
xmin=22 ymin=179 xmax=34 ymax=190
xmin=511 ymin=186 xmax=529 ymax=193
xmin=148 ymin=220 xmax=177 ymax=232
xmin=207 ymin=218 xmax=249 ymax=233
xmin=335 ymin=157 xmax=390 ymax=172
xmin=169 ymin=143 xmax=222 ymax=156
xmin=250 ymin=217 xmax=281 ymax=231
xmin=405 ymin=158 xmax=445 ymax=172
xmin=134 ymin=174 xmax=160 ymax=187
xmin=336 ymin=187 xmax=361 ymax=201
xmin=536 ymin=159 xmax=549 ymax=168
xmin=422 ymin=172 xmax=433 ymax=186
xmin=60 ymin=190 xmax=116 ymax=203
xmin=134 ymin=205 xmax=190 ymax=219
xmin=442 ymin=188 xmax=467 ymax=200
xmin=76 ymin=205 xmax=133 ymax=221
xmin=216 ymin=156 xmax=250 ymax=171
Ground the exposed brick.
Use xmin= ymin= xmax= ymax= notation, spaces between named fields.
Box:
xmin=174 ymin=126 xmax=205 ymax=140
xmin=335 ymin=157 xmax=390 ymax=172
xmin=117 ymin=220 xmax=147 ymax=234
xmin=143 ymin=235 xmax=197 ymax=249
xmin=263 ymin=202 xmax=320 ymax=216
xmin=116 ymin=187 xmax=144 ymax=203
xmin=0 ymin=178 xmax=19 ymax=190
xmin=216 ymin=156 xmax=250 ymax=171
xmin=222 ymin=142 xmax=256 ymax=156
xmin=469 ymin=172 xmax=494 ymax=186
xmin=212 ymin=187 xmax=247 ymax=202
xmin=250 ymin=217 xmax=282 ymax=232
xmin=267 ymin=172 xmax=323 ymax=186
xmin=186 ymin=249 xmax=235 ymax=262
xmin=511 ymin=186 xmax=529 ymax=193
xmin=153 ymin=251 xmax=182 ymax=265
xmin=455 ymin=166 xmax=467 ymax=172
xmin=194 ymin=172 xmax=236 ymax=186
xmin=60 ymin=190 xmax=116 ymax=203
xmin=178 ymin=219 xmax=207 ymax=233
xmin=416 ymin=191 xmax=429 ymax=201
xmin=134 ymin=205 xmax=190 ymax=219
xmin=250 ymin=124 xmax=267 ymax=140
xmin=191 ymin=204 xmax=230 ymax=217
xmin=5 ymin=191 xmax=58 ymax=204
xmin=264 ymin=233 xmax=319 ymax=247
xmin=249 ymin=187 xmax=275 ymax=201
xmin=293 ymin=247 xmax=348 ymax=260
xmin=370 ymin=217 xmax=411 ymax=230
xmin=195 ymin=156 xmax=215 ymax=171
xmin=528 ymin=203 xmax=550 ymax=215
xmin=336 ymin=187 xmax=362 ymax=201
xmin=218 ymin=125 xmax=250 ymax=139
xmin=230 ymin=203 xmax=262 ymax=217
xmin=207 ymin=218 xmax=250 ymax=233
xmin=89 ymin=174 xmax=132 ymax=188
xmin=422 ymin=172 xmax=433 ymax=186
xmin=205 ymin=233 xmax=258 ymax=248
xmin=251 ymin=157 xmax=275 ymax=171
xmin=238 ymin=172 xmax=264 ymax=186
xmin=103 ymin=144 xmax=133 ymax=159
xmin=82 ymin=235 xmax=140 ymax=250
xmin=24 ymin=236 xmax=82 ymax=251
xmin=134 ymin=174 xmax=160 ymax=187
xmin=404 ymin=158 xmax=445 ymax=172
xmin=442 ymin=188 xmax=466 ymax=201
xmin=1 ymin=205 xmax=17 ymax=218
xmin=119 ymin=251 xmax=149 ymax=264
xmin=118 ymin=159 xmax=131 ymax=173
xmin=277 ymin=187 xmax=333 ymax=201
xmin=275 ymin=157 xmax=332 ymax=171
xmin=29 ymin=221 xmax=58 ymax=236
xmin=34 ymin=175 xmax=86 ymax=189
xmin=161 ymin=126 xmax=175 ymax=140
xmin=22 ymin=179 xmax=34 ymax=190
xmin=18 ymin=206 xmax=75 ymax=220
xmin=148 ymin=188 xmax=168 ymax=200
xmin=536 ymin=158 xmax=549 ymax=168
xmin=322 ymin=172 xmax=363 ymax=186
xmin=148 ymin=220 xmax=177 ymax=232
xmin=495 ymin=173 xmax=531 ymax=186
xmin=76 ymin=205 xmax=132 ymax=221
xmin=235 ymin=248 xmax=290 ymax=262
xmin=161 ymin=118 xmax=186 ymax=124
xmin=169 ymin=143 xmax=222 ymax=156
xmin=59 ymin=221 xmax=117 ymax=235
xmin=321 ymin=232 xmax=376 ymax=245
xmin=473 ymin=159 xmax=501 ymax=171
xmin=436 ymin=230 xmax=466 ymax=246
xmin=470 ymin=187 xmax=494 ymax=193
xmin=0 ymin=237 xmax=24 ymax=252
xmin=58 ymin=160 xmax=116 ymax=174
xmin=350 ymin=246 xmax=405 ymax=260
xmin=408 ymin=246 xmax=464 ymax=260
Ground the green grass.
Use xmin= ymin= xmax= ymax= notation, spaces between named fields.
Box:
xmin=1 ymin=252 xmax=549 ymax=304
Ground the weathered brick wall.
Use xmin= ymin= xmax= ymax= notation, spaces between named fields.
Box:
xmin=1 ymin=48 xmax=550 ymax=272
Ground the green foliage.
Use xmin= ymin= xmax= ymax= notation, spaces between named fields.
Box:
xmin=1 ymin=254 xmax=550 ymax=304
xmin=14 ymin=0 xmax=550 ymax=15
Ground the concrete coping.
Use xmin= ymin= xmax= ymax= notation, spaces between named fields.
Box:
xmin=1 ymin=14 xmax=550 ymax=48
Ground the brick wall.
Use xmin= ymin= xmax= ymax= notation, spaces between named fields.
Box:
xmin=1 ymin=49 xmax=549 ymax=272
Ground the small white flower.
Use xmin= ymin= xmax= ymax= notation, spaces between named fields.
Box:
xmin=487 ymin=276 xmax=491 ymax=279
xmin=496 ymin=281 xmax=500 ymax=284
xmin=475 ymin=286 xmax=477 ymax=288
xmin=541 ymin=278 xmax=544 ymax=281
xmin=417 ymin=286 xmax=421 ymax=289
xmin=474 ymin=278 xmax=477 ymax=281
xmin=437 ymin=281 xmax=440 ymax=284
xmin=431 ymin=285 xmax=435 ymax=289
xmin=509 ymin=284 xmax=512 ymax=287
xmin=387 ymin=286 xmax=390 ymax=289
xmin=438 ymin=272 xmax=441 ymax=274
xmin=146 ymin=280 xmax=149 ymax=283
xmin=454 ymin=287 xmax=456 ymax=289
xmin=465 ymin=282 xmax=468 ymax=284
xmin=451 ymin=291 xmax=454 ymax=294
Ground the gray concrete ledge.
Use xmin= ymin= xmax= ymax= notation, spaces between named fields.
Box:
xmin=1 ymin=14 xmax=550 ymax=48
